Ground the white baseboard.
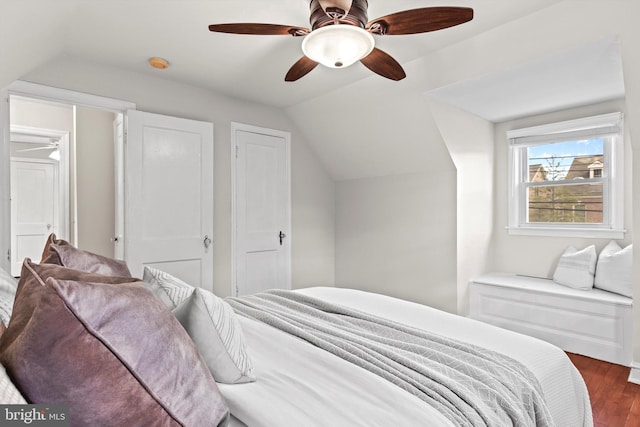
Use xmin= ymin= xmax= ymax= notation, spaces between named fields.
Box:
xmin=628 ymin=362 xmax=640 ymax=385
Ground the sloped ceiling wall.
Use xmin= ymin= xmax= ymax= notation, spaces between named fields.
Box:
xmin=285 ymin=74 xmax=449 ymax=181
xmin=0 ymin=2 xmax=78 ymax=89
xmin=285 ymin=1 xmax=629 ymax=183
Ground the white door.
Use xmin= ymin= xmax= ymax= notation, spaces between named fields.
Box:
xmin=125 ymin=110 xmax=214 ymax=289
xmin=10 ymin=159 xmax=58 ymax=275
xmin=113 ymin=114 xmax=125 ymax=259
xmin=233 ymin=123 xmax=291 ymax=296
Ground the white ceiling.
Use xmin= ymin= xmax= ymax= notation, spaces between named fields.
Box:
xmin=55 ymin=0 xmax=567 ymax=108
xmin=428 ymin=35 xmax=626 ymax=122
xmin=4 ymin=0 xmax=628 ymax=181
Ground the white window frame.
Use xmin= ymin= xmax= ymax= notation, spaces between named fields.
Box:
xmin=507 ymin=112 xmax=625 ymax=238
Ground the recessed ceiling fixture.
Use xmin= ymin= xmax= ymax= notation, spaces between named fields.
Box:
xmin=208 ymin=0 xmax=473 ymax=82
xmin=149 ymin=57 xmax=169 ymax=70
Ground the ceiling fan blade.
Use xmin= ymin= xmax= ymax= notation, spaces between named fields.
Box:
xmin=360 ymin=48 xmax=406 ymax=81
xmin=17 ymin=146 xmax=57 ymax=153
xmin=285 ymin=56 xmax=319 ymax=82
xmin=209 ymin=23 xmax=309 ymax=36
xmin=318 ymin=0 xmax=353 ymax=16
xmin=367 ymin=7 xmax=473 ymax=35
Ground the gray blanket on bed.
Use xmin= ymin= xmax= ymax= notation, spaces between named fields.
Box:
xmin=227 ymin=290 xmax=555 ymax=427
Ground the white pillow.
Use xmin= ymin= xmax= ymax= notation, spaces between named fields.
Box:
xmin=142 ymin=266 xmax=255 ymax=384
xmin=142 ymin=266 xmax=194 ymax=309
xmin=0 ymin=267 xmax=18 ymax=326
xmin=173 ymin=288 xmax=255 ymax=384
xmin=0 ymin=324 xmax=27 ymax=404
xmin=594 ymin=241 xmax=632 ymax=297
xmin=552 ymin=245 xmax=597 ymax=290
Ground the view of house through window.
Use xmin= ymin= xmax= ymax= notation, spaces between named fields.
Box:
xmin=508 ymin=112 xmax=624 ymax=238
xmin=527 ymin=138 xmax=605 ymax=224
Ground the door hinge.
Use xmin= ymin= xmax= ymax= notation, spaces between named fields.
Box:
xmin=6 ymin=249 xmax=10 ymax=261
xmin=235 ymin=145 xmax=239 ymax=158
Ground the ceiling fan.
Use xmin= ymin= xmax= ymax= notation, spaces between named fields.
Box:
xmin=16 ymin=142 xmax=58 ymax=153
xmin=13 ymin=135 xmax=59 ymax=153
xmin=209 ymin=0 xmax=473 ymax=82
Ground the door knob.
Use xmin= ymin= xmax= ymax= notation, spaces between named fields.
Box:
xmin=279 ymin=231 xmax=286 ymax=246
xmin=203 ymin=235 xmax=212 ymax=249
xmin=47 ymin=224 xmax=51 ymax=230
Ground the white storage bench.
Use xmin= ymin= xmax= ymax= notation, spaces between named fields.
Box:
xmin=469 ymin=272 xmax=632 ymax=366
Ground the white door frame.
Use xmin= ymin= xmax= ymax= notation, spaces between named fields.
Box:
xmin=113 ymin=114 xmax=125 ymax=259
xmin=10 ymin=125 xmax=70 ymax=241
xmin=0 ymin=81 xmax=135 ymax=271
xmin=230 ymin=122 xmax=291 ymax=296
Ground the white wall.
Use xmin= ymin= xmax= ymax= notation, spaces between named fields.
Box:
xmin=10 ymin=98 xmax=73 ymax=133
xmin=288 ymin=70 xmax=460 ymax=312
xmin=291 ymin=135 xmax=335 ymax=287
xmin=75 ymin=106 xmax=115 ymax=257
xmin=17 ymin=55 xmax=336 ymax=296
xmin=428 ymin=99 xmax=495 ymax=315
xmin=0 ymin=2 xmax=72 ymax=90
xmin=335 ymin=171 xmax=457 ymax=313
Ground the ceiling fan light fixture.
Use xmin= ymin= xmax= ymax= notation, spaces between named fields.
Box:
xmin=302 ymin=25 xmax=374 ymax=68
xmin=48 ymin=149 xmax=60 ymax=161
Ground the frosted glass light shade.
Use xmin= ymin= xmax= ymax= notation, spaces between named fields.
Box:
xmin=302 ymin=25 xmax=375 ymax=68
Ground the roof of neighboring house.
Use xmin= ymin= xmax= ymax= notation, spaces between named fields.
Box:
xmin=529 ymin=163 xmax=545 ymax=181
xmin=565 ymin=155 xmax=604 ymax=180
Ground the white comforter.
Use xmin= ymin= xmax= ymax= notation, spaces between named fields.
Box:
xmin=219 ymin=287 xmax=593 ymax=427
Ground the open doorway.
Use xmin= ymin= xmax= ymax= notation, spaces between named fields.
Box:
xmin=9 ymin=119 xmax=71 ymax=276
xmin=8 ymin=95 xmax=122 ymax=275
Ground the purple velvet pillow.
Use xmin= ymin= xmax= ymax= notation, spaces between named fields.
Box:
xmin=0 ymin=259 xmax=229 ymax=426
xmin=44 ymin=242 xmax=132 ymax=277
xmin=39 ymin=233 xmax=70 ymax=263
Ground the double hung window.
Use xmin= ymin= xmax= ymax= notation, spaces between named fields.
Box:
xmin=508 ymin=112 xmax=624 ymax=238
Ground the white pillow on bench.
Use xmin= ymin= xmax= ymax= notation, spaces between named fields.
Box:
xmin=552 ymin=245 xmax=597 ymax=290
xmin=594 ymin=241 xmax=632 ymax=298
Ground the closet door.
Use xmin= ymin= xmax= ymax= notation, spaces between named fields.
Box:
xmin=10 ymin=159 xmax=58 ymax=276
xmin=125 ymin=110 xmax=214 ymax=289
xmin=232 ymin=123 xmax=291 ymax=296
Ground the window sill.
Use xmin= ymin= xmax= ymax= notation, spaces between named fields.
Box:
xmin=507 ymin=226 xmax=626 ymax=239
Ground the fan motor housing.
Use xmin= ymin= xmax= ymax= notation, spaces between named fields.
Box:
xmin=309 ymin=0 xmax=369 ymax=30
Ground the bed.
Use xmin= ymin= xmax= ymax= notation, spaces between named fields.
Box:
xmin=220 ymin=287 xmax=593 ymax=427
xmin=0 ymin=235 xmax=593 ymax=426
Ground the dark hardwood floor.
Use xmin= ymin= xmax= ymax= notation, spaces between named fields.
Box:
xmin=568 ymin=353 xmax=640 ymax=427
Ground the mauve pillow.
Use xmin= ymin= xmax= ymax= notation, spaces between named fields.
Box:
xmin=0 ymin=259 xmax=229 ymax=426
xmin=39 ymin=233 xmax=70 ymax=263
xmin=44 ymin=242 xmax=131 ymax=277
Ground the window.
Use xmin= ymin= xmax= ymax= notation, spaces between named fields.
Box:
xmin=508 ymin=112 xmax=624 ymax=238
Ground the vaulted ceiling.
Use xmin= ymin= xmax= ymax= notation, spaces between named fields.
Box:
xmin=3 ymin=0 xmax=565 ymax=107
xmin=1 ymin=1 xmax=627 ymax=181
